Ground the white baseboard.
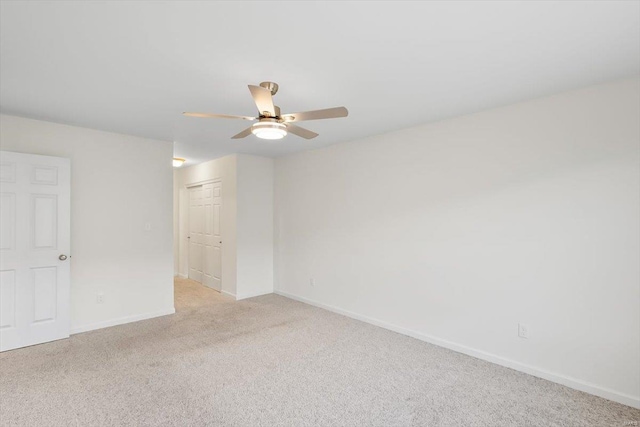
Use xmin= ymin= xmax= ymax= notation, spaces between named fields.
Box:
xmin=221 ymin=290 xmax=237 ymax=299
xmin=236 ymin=290 xmax=273 ymax=301
xmin=71 ymin=307 xmax=176 ymax=335
xmin=220 ymin=290 xmax=272 ymax=300
xmin=275 ymin=290 xmax=640 ymax=409
xmin=176 ymin=273 xmax=188 ymax=279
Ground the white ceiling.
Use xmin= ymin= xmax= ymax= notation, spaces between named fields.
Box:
xmin=1 ymin=1 xmax=639 ymax=165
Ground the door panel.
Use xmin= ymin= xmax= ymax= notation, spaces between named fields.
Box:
xmin=202 ymin=183 xmax=215 ymax=289
xmin=186 ymin=182 xmax=222 ymax=291
xmin=32 ymin=194 xmax=58 ymax=249
xmin=0 ymin=192 xmax=16 ymax=250
xmin=188 ymin=187 xmax=203 ymax=283
xmin=0 ymin=270 xmax=16 ymax=329
xmin=33 ymin=266 xmax=57 ymax=322
xmin=0 ymin=151 xmax=70 ymax=352
xmin=211 ymin=182 xmax=222 ymax=291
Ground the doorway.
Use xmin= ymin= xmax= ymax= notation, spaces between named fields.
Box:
xmin=187 ymin=181 xmax=222 ymax=292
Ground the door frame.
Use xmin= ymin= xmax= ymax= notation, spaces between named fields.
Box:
xmin=183 ymin=179 xmax=222 ymax=288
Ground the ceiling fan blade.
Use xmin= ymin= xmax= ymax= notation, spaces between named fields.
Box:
xmin=248 ymin=85 xmax=276 ymax=117
xmin=286 ymin=124 xmax=319 ymax=139
xmin=282 ymin=106 xmax=348 ymax=122
xmin=231 ymin=127 xmax=253 ymax=139
xmin=183 ymin=112 xmax=255 ymax=120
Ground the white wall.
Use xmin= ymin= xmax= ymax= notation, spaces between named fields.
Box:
xmin=174 ymin=155 xmax=237 ymax=296
xmin=236 ymin=154 xmax=274 ymax=299
xmin=173 ymin=168 xmax=180 ymax=275
xmin=0 ymin=114 xmax=175 ymax=333
xmin=274 ymin=77 xmax=640 ymax=408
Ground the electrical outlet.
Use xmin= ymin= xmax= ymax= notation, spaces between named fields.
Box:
xmin=309 ymin=278 xmax=315 ymax=287
xmin=97 ymin=293 xmax=105 ymax=304
xmin=518 ymin=323 xmax=529 ymax=339
xmin=144 ymin=222 xmax=151 ymax=232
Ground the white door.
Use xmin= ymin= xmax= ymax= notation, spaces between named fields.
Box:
xmin=188 ymin=186 xmax=204 ymax=283
xmin=187 ymin=182 xmax=222 ymax=291
xmin=0 ymin=151 xmax=71 ymax=352
xmin=204 ymin=182 xmax=221 ymax=291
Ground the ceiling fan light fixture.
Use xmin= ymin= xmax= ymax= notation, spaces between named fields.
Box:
xmin=251 ymin=121 xmax=287 ymax=140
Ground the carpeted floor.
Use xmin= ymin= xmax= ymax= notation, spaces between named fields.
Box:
xmin=0 ymin=278 xmax=638 ymax=426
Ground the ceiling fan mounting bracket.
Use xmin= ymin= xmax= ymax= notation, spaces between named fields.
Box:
xmin=259 ymin=81 xmax=279 ymax=96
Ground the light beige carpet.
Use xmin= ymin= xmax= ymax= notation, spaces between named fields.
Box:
xmin=0 ymin=278 xmax=638 ymax=426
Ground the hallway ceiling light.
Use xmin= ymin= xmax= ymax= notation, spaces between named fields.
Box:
xmin=173 ymin=157 xmax=186 ymax=167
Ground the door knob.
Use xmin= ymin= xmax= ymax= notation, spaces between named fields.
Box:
xmin=59 ymin=254 xmax=68 ymax=261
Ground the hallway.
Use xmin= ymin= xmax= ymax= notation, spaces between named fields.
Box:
xmin=174 ymin=277 xmax=232 ymax=311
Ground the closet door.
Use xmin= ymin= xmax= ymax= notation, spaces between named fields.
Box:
xmin=202 ymin=182 xmax=222 ymax=291
xmin=188 ymin=186 xmax=204 ymax=283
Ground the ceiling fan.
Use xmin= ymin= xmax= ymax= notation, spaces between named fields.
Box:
xmin=183 ymin=81 xmax=348 ymax=140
